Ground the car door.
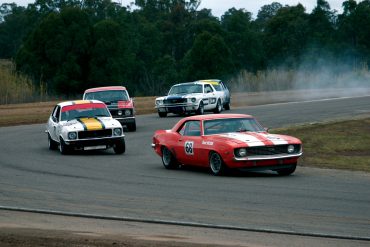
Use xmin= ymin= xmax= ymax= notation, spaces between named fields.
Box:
xmin=203 ymin=84 xmax=217 ymax=110
xmin=173 ymin=120 xmax=203 ymax=166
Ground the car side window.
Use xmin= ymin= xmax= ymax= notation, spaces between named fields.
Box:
xmin=54 ymin=106 xmax=61 ymax=122
xmin=179 ymin=121 xmax=201 ymax=136
xmin=51 ymin=106 xmax=60 ymax=122
xmin=204 ymin=84 xmax=213 ymax=93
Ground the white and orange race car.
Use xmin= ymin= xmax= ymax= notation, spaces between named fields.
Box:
xmin=152 ymin=114 xmax=302 ymax=176
xmin=46 ymin=100 xmax=125 ymax=154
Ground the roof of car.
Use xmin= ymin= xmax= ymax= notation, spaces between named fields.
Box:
xmin=84 ymin=86 xmax=127 ymax=93
xmin=197 ymin=79 xmax=221 ymax=85
xmin=182 ymin=114 xmax=253 ymax=121
xmin=172 ymin=80 xmax=221 ymax=87
xmin=57 ymin=100 xmax=105 ymax=107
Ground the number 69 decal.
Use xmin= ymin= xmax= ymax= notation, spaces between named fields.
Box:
xmin=184 ymin=141 xmax=194 ymax=155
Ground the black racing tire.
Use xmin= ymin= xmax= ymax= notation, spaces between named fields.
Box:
xmin=161 ymin=146 xmax=178 ymax=169
xmin=224 ymin=101 xmax=230 ymax=110
xmin=158 ymin=111 xmax=167 ymax=118
xmin=196 ymin=102 xmax=204 ymax=115
xmin=213 ymin=99 xmax=222 ymax=113
xmin=276 ymin=163 xmax=297 ymax=176
xmin=209 ymin=151 xmax=226 ymax=176
xmin=113 ymin=139 xmax=126 ymax=154
xmin=128 ymin=122 xmax=136 ymax=132
xmin=59 ymin=137 xmax=70 ymax=155
xmin=48 ymin=133 xmax=58 ymax=150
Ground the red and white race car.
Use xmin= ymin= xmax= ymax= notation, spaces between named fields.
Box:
xmin=152 ymin=114 xmax=302 ymax=176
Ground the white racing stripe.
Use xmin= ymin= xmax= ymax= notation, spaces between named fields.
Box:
xmin=219 ymin=133 xmax=264 ymax=146
xmin=220 ymin=133 xmax=290 ymax=146
xmin=260 ymin=133 xmax=289 ymax=145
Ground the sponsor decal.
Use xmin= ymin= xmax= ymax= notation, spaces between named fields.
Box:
xmin=77 ymin=118 xmax=105 ymax=131
xmin=62 ymin=103 xmax=106 ymax=112
xmin=73 ymin=100 xmax=92 ymax=105
xmin=202 ymin=141 xmax=214 ymax=146
xmin=184 ymin=141 xmax=194 ymax=155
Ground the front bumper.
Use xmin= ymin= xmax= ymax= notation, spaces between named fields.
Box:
xmin=224 ymin=154 xmax=301 ymax=169
xmin=156 ymin=103 xmax=199 ymax=113
xmin=234 ymin=152 xmax=303 ymax=161
xmin=114 ymin=116 xmax=136 ymax=126
xmin=64 ymin=136 xmax=124 ymax=150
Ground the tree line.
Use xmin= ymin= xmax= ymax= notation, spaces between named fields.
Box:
xmin=0 ymin=0 xmax=369 ymax=96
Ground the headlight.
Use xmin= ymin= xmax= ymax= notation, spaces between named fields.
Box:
xmin=124 ymin=109 xmax=131 ymax=116
xmin=117 ymin=110 xmax=123 ymax=116
xmin=189 ymin=98 xmax=196 ymax=103
xmin=68 ymin=132 xmax=77 ymax=140
xmin=235 ymin=148 xmax=247 ymax=157
xmin=287 ymin=145 xmax=295 ymax=153
xmin=113 ymin=128 xmax=122 ymax=136
xmin=156 ymin=100 xmax=163 ymax=105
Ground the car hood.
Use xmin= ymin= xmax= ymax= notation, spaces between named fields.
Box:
xmin=156 ymin=93 xmax=202 ymax=100
xmin=60 ymin=117 xmax=121 ymax=131
xmin=212 ymin=132 xmax=300 ymax=146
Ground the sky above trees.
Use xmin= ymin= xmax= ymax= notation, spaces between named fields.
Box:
xmin=8 ymin=0 xmax=345 ymax=17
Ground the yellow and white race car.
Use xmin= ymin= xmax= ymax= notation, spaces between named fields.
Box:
xmin=46 ymin=100 xmax=125 ymax=154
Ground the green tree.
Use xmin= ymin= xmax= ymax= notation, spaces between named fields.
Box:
xmin=222 ymin=8 xmax=264 ymax=71
xmin=256 ymin=2 xmax=283 ymax=29
xmin=0 ymin=3 xmax=40 ymax=58
xmin=337 ymin=0 xmax=370 ymax=68
xmin=88 ymin=19 xmax=126 ymax=87
xmin=16 ymin=7 xmax=91 ymax=95
xmin=183 ymin=31 xmax=234 ymax=80
xmin=263 ymin=4 xmax=309 ymax=67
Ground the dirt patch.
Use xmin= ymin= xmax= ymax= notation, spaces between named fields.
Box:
xmin=0 ymin=228 xmax=223 ymax=247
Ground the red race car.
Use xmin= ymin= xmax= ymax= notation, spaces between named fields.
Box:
xmin=152 ymin=114 xmax=302 ymax=176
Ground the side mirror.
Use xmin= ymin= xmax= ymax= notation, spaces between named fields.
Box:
xmin=264 ymin=127 xmax=269 ymax=132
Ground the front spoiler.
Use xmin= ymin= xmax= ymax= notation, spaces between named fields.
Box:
xmin=234 ymin=152 xmax=303 ymax=161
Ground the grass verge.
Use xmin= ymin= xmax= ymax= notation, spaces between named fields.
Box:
xmin=272 ymin=118 xmax=370 ymax=172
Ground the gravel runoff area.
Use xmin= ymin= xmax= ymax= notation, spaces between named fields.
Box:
xmin=1 ymin=210 xmax=370 ymax=247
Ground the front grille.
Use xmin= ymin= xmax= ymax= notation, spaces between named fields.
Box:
xmin=246 ymin=144 xmax=301 ymax=155
xmin=110 ymin=109 xmax=132 ymax=117
xmin=78 ymin=129 xmax=112 ymax=139
xmin=164 ymin=98 xmax=187 ymax=104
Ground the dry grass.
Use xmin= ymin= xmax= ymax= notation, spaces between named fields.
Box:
xmin=0 ymin=60 xmax=41 ymax=104
xmin=0 ymin=98 xmax=158 ymax=127
xmin=272 ymin=118 xmax=370 ymax=172
xmin=229 ymin=68 xmax=370 ymax=92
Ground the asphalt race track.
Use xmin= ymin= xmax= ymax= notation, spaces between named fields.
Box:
xmin=0 ymin=95 xmax=370 ymax=240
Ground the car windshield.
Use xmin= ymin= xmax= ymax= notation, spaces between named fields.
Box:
xmin=203 ymin=118 xmax=265 ymax=135
xmin=61 ymin=106 xmax=111 ymax=121
xmin=84 ymin=90 xmax=128 ymax=103
xmin=168 ymin=84 xmax=202 ymax=95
